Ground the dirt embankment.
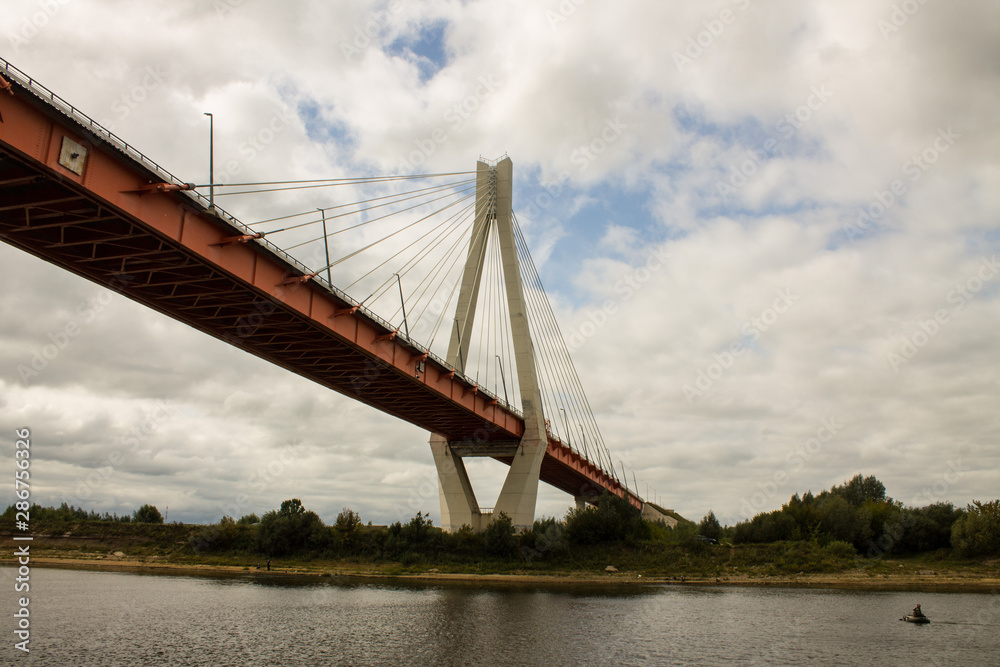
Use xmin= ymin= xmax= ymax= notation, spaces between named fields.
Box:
xmin=8 ymin=552 xmax=999 ymax=593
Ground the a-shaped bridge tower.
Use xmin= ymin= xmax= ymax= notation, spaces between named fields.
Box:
xmin=429 ymin=158 xmax=550 ymax=531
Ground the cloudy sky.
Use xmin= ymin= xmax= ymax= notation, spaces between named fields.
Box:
xmin=1 ymin=0 xmax=997 ymax=528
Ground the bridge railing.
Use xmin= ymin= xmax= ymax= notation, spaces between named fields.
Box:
xmin=0 ymin=55 xmax=521 ymax=420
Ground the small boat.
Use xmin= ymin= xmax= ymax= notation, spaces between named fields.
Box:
xmin=902 ymin=614 xmax=930 ymax=624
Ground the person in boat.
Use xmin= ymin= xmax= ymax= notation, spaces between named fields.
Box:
xmin=912 ymin=604 xmax=924 ymax=617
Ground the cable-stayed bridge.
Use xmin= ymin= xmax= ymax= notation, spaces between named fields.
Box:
xmin=0 ymin=58 xmax=674 ymax=529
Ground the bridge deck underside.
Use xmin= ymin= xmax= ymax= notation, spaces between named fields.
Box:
xmin=0 ymin=81 xmax=636 ymax=507
xmin=0 ymin=149 xmax=515 ymax=442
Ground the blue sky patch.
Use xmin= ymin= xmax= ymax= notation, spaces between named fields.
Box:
xmin=387 ymin=21 xmax=449 ymax=82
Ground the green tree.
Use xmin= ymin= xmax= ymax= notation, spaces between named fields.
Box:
xmin=335 ymin=507 xmax=362 ymax=549
xmin=698 ymin=510 xmax=722 ymax=541
xmin=816 ymin=495 xmax=857 ymax=544
xmin=278 ymin=498 xmax=305 ymax=519
xmin=951 ymin=500 xmax=1000 ymax=557
xmin=483 ymin=512 xmax=519 ymax=558
xmin=894 ymin=503 xmax=962 ymax=554
xmin=565 ymin=492 xmax=649 ymax=544
xmin=833 ymin=474 xmax=887 ymax=506
xmin=133 ymin=504 xmax=164 ymax=524
xmin=336 ymin=507 xmax=361 ymax=534
xmin=256 ymin=499 xmax=329 ymax=557
xmin=732 ymin=509 xmax=799 ymax=544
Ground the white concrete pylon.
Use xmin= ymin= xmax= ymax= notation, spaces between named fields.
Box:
xmin=490 ymin=157 xmax=549 ymax=530
xmin=428 ymin=157 xmax=550 ymax=531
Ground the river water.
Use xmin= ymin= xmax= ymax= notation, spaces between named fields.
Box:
xmin=2 ymin=567 xmax=998 ymax=666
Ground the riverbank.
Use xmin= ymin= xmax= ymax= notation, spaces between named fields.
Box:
xmin=11 ymin=552 xmax=999 ymax=593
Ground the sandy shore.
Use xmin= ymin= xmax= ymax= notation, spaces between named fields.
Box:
xmin=10 ymin=555 xmax=999 ymax=593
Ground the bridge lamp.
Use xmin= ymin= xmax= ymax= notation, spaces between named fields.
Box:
xmin=203 ymin=112 xmax=214 ymax=208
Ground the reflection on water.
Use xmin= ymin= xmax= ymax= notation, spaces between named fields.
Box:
xmin=0 ymin=567 xmax=997 ymax=666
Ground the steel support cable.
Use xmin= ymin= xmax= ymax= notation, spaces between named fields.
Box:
xmin=509 ymin=228 xmax=588 ymax=445
xmin=519 ymin=267 xmax=591 ymax=462
xmin=528 ymin=307 xmax=565 ymax=450
xmin=345 ymin=200 xmax=474 ymax=292
xmin=478 ymin=227 xmax=490 ymax=385
xmin=533 ymin=312 xmax=574 ymax=454
xmin=302 ymin=191 xmax=476 ymax=273
xmin=281 ymin=184 xmax=478 ymax=250
xmin=384 ymin=205 xmax=476 ymax=325
xmin=247 ymin=178 xmax=478 ymax=226
xmin=512 ymin=216 xmax=616 ymax=477
xmin=474 ymin=218 xmax=497 ymax=383
xmin=503 ymin=230 xmax=571 ymax=452
xmin=407 ymin=210 xmax=479 ymax=331
xmin=411 ymin=199 xmax=493 ymax=333
xmin=466 ymin=185 xmax=496 ymax=381
xmin=422 ymin=198 xmax=495 ymax=350
xmin=518 ymin=251 xmax=620 ymax=487
xmin=488 ymin=223 xmax=503 ymax=392
xmin=427 ymin=236 xmax=472 ymax=350
xmin=360 ymin=195 xmax=473 ymax=310
xmin=423 ymin=190 xmax=497 ymax=352
xmin=509 ymin=235 xmax=587 ymax=460
xmin=493 ymin=224 xmax=515 ymax=405
xmin=392 ymin=199 xmax=482 ymax=287
xmin=511 ymin=216 xmax=605 ymax=454
xmin=390 ymin=206 xmax=474 ymax=320
xmin=490 ymin=232 xmax=499 ymax=398
xmin=502 ymin=253 xmax=519 ymax=409
xmin=199 ymin=171 xmax=477 ymax=188
xmin=495 ymin=238 xmax=511 ymax=401
xmin=201 ymin=171 xmax=478 ymax=195
xmin=249 ymin=178 xmax=477 ymax=231
xmin=487 ymin=181 xmax=501 ymax=385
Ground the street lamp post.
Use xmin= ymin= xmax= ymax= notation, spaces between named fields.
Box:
xmin=203 ymin=112 xmax=214 ymax=208
xmin=319 ymin=208 xmax=332 ymax=286
xmin=495 ymin=355 xmax=509 ymax=405
xmin=394 ymin=273 xmax=409 ymax=338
